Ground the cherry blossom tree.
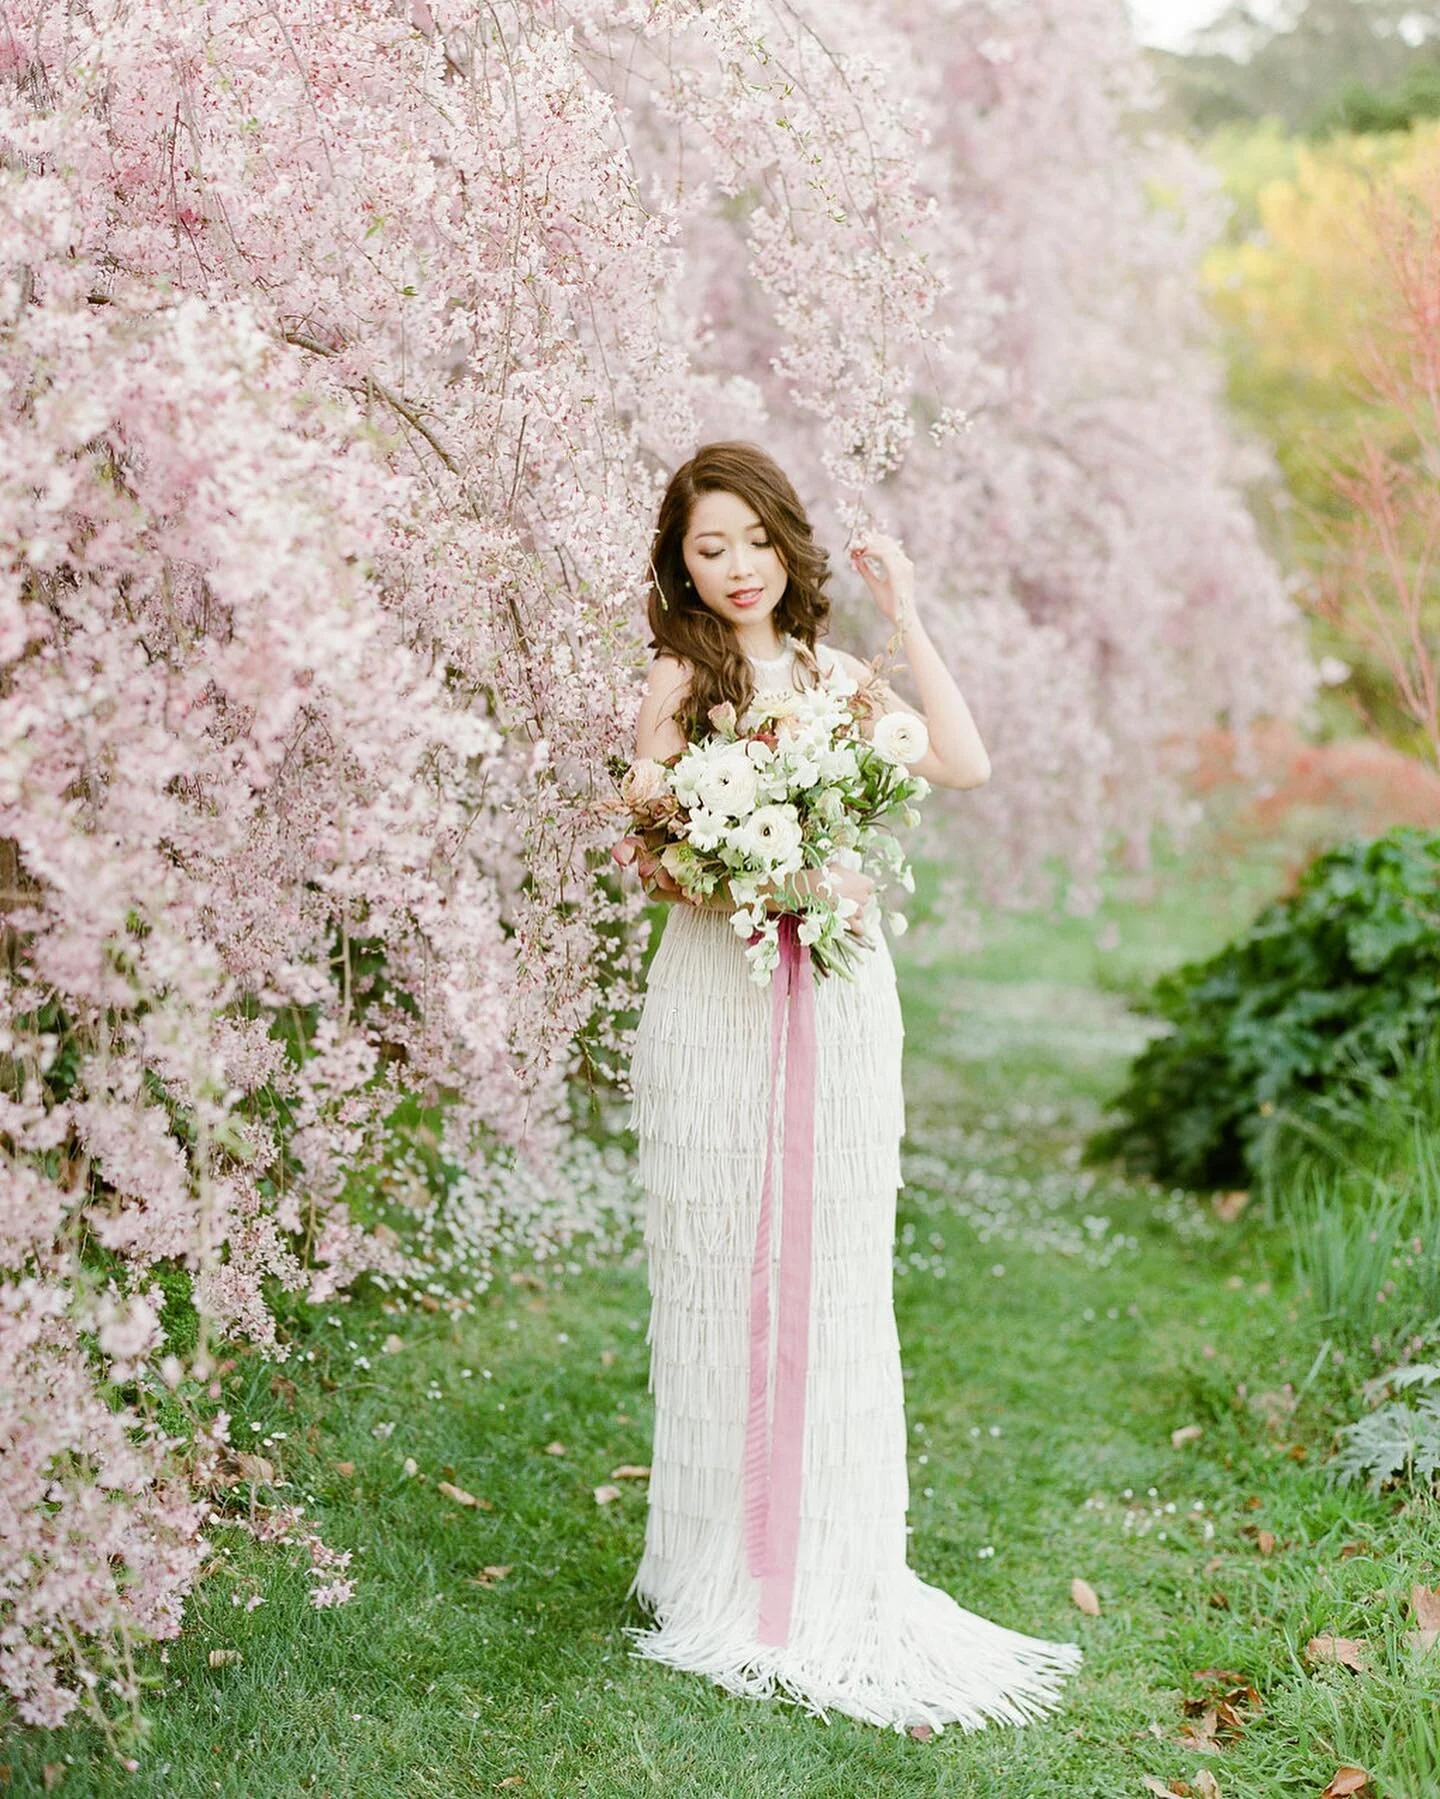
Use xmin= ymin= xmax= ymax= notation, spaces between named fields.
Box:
xmin=0 ymin=0 xmax=1311 ymax=1736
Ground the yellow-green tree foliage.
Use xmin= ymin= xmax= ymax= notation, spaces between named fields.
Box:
xmin=1203 ymin=120 xmax=1440 ymax=746
xmin=1205 ymin=120 xmax=1439 ymax=515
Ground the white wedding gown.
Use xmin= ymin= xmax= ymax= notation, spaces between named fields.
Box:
xmin=622 ymin=636 xmax=1083 ymax=1733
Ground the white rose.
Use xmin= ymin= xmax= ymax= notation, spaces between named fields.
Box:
xmin=695 ymin=751 xmax=759 ymax=818
xmin=872 ymin=711 xmax=930 ymax=766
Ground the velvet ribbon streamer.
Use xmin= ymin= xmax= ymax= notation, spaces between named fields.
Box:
xmin=741 ymin=910 xmax=817 ymax=1647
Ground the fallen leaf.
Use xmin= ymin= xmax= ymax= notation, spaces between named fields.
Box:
xmin=1206 ymin=1591 xmax=1230 ymax=1609
xmin=1404 ymin=1628 xmax=1439 ymax=1656
xmin=417 ymin=1293 xmax=442 ymax=1312
xmin=1304 ymin=1635 xmax=1369 ymax=1673
xmin=1212 ymin=1189 xmax=1249 ymax=1222
xmin=496 ymin=1779 xmax=526 ymax=1791
xmin=594 ymin=1484 xmax=622 ymax=1504
xmin=543 ymin=1441 xmax=567 ymax=1457
xmin=207 ymin=1649 xmax=244 ymax=1667
xmin=470 ymin=1564 xmax=512 ymax=1588
xmin=1071 ymin=1576 xmax=1100 ymax=1615
xmin=42 ymin=1766 xmax=66 ymax=1792
xmin=1255 ymin=1530 xmax=1276 ymax=1555
xmin=1140 ymin=1779 xmax=1190 ymax=1796
xmin=402 ymin=1456 xmax=419 ymax=1477
xmin=1193 ymin=1774 xmax=1222 ymax=1799
xmin=1337 ymin=1541 xmax=1371 ymax=1560
xmin=332 ymin=1460 xmax=355 ymax=1478
xmin=1409 ymin=1584 xmax=1440 ymax=1631
xmin=1183 ymin=1670 xmax=1260 ymax=1746
xmin=1320 ymin=1769 xmax=1372 ymax=1799
xmin=1180 ymin=1706 xmax=1222 ymax=1753
xmin=1171 ymin=1424 xmax=1203 ymax=1447
xmin=382 ymin=1333 xmax=405 ymax=1354
xmin=600 ymin=1349 xmax=616 ymax=1366
xmin=437 ymin=1481 xmax=480 ymax=1507
xmin=610 ymin=1464 xmax=651 ymax=1480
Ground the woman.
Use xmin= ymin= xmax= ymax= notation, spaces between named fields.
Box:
xmin=622 ymin=441 xmax=1082 ymax=1733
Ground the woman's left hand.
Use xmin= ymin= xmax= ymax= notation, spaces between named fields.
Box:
xmin=847 ymin=530 xmax=916 ymax=629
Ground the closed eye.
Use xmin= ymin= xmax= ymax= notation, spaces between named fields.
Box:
xmin=699 ymin=539 xmax=771 ymax=558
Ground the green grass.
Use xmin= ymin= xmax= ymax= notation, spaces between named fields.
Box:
xmin=8 ymin=826 xmax=1440 ymax=1797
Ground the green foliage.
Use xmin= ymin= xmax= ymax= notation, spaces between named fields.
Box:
xmin=149 ymin=1261 xmax=200 ymax=1360
xmin=1315 ymin=61 xmax=1440 ymax=135
xmin=1084 ymin=827 xmax=1440 ymax=1192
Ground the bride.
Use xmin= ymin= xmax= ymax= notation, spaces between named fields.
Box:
xmin=620 ymin=440 xmax=1082 ymax=1734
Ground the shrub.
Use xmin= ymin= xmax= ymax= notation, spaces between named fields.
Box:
xmin=1084 ymin=827 xmax=1440 ymax=1191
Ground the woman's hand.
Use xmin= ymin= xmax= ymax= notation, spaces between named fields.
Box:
xmin=847 ymin=530 xmax=916 ymax=631
xmin=791 ymin=863 xmax=875 ymax=936
xmin=830 ymin=863 xmax=876 ymax=937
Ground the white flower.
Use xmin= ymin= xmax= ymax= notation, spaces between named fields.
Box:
xmin=695 ymin=751 xmax=759 ymax=818
xmin=886 ymin=910 xmax=909 ymax=936
xmin=734 ymin=803 xmax=803 ymax=866
xmin=872 ymin=711 xmax=929 ymax=766
xmin=684 ymin=807 xmax=727 ymax=852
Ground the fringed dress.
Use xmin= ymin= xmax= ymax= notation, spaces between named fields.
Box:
xmin=622 ymin=635 xmax=1083 ymax=1734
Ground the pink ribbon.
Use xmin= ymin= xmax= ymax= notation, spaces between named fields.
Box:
xmin=741 ymin=911 xmax=816 ymax=1646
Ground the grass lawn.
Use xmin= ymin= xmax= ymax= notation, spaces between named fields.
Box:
xmin=8 ymin=827 xmax=1440 ymax=1798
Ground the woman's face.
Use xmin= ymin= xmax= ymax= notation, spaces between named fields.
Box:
xmin=681 ymin=488 xmax=787 ymax=631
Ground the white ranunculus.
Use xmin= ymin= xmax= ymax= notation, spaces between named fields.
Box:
xmin=872 ymin=710 xmax=930 ymax=766
xmin=735 ymin=803 xmax=803 ymax=866
xmin=695 ymin=751 xmax=759 ymax=818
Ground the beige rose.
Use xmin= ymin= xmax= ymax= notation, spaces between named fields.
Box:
xmin=620 ymin=757 xmax=668 ymax=807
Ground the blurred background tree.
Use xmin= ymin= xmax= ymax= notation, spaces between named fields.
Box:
xmin=1152 ymin=0 xmax=1440 ymax=136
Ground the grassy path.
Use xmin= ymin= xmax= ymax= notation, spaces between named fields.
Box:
xmin=9 ymin=843 xmax=1440 ymax=1796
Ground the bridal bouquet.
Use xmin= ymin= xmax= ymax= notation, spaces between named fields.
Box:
xmin=609 ymin=660 xmax=930 ymax=983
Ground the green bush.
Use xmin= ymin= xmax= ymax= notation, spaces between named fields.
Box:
xmin=1084 ymin=827 xmax=1440 ymax=1192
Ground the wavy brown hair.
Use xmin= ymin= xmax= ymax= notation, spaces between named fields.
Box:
xmin=647 ymin=441 xmax=832 ymax=745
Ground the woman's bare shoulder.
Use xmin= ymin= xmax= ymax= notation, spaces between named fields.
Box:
xmin=643 ymin=651 xmax=693 ymax=697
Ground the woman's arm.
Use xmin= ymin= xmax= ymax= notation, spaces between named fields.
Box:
xmin=843 ymin=533 xmax=991 ymax=791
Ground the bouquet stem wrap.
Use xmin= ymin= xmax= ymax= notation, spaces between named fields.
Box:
xmin=741 ymin=910 xmax=817 ymax=1646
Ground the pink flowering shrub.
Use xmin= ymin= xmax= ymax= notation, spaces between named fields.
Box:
xmin=0 ymin=0 xmax=1311 ymax=1741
